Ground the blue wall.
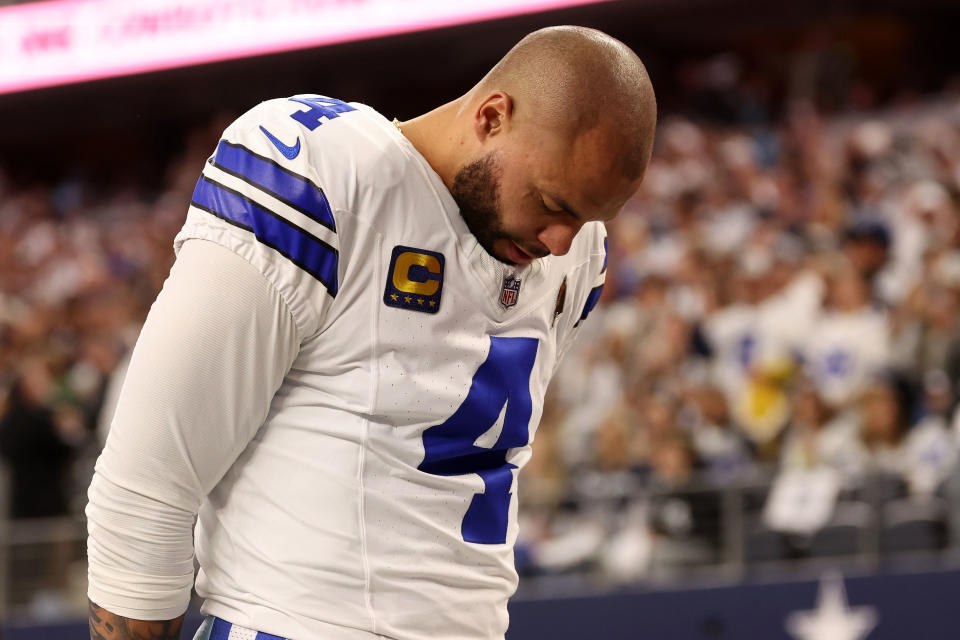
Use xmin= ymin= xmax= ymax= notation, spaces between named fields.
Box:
xmin=508 ymin=569 xmax=959 ymax=639
xmin=7 ymin=569 xmax=959 ymax=640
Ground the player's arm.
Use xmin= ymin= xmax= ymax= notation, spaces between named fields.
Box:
xmin=89 ymin=600 xmax=184 ymax=640
xmin=86 ymin=239 xmax=302 ymax=637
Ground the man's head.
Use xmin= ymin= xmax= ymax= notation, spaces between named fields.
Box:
xmin=432 ymin=26 xmax=657 ymax=266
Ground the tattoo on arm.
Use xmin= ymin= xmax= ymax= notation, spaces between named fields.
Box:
xmin=89 ymin=599 xmax=186 ymax=640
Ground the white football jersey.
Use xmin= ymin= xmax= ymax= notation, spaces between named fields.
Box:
xmin=173 ymin=96 xmax=607 ymax=640
xmin=802 ymin=308 xmax=890 ymax=407
xmin=702 ymin=272 xmax=823 ymax=399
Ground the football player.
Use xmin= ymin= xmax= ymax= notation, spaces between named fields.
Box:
xmin=87 ymin=25 xmax=656 ymax=640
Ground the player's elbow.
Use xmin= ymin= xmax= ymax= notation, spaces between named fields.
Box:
xmin=86 ymin=471 xmax=196 ymax=621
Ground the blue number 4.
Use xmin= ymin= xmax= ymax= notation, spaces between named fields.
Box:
xmin=419 ymin=336 xmax=539 ymax=544
xmin=288 ymin=95 xmax=357 ymax=131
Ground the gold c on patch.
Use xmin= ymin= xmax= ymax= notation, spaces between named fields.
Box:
xmin=384 ymin=245 xmax=444 ymax=314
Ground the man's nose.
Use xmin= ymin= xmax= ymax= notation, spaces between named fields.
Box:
xmin=537 ymin=221 xmax=581 ymax=257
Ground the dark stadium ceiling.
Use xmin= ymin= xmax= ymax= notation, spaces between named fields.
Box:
xmin=0 ymin=0 xmax=957 ymax=182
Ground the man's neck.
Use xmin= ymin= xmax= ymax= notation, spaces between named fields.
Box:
xmin=397 ymin=99 xmax=464 ymax=192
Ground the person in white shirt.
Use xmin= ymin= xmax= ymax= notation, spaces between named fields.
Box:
xmin=779 ymin=377 xmax=866 ymax=488
xmin=803 ymin=261 xmax=890 ymax=409
xmin=861 ymin=379 xmax=957 ymax=497
xmin=85 ymin=26 xmax=657 ymax=640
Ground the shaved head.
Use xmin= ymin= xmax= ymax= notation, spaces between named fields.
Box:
xmin=400 ymin=26 xmax=656 ymax=265
xmin=475 ymin=26 xmax=657 ymax=180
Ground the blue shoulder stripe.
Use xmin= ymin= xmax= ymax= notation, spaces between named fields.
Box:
xmin=191 ymin=176 xmax=339 ymax=297
xmin=575 ymin=284 xmax=604 ymax=327
xmin=212 ymin=140 xmax=336 ymax=232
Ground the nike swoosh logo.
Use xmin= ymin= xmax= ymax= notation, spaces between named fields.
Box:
xmin=259 ymin=125 xmax=301 ymax=160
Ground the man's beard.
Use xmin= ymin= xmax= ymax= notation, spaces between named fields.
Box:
xmin=450 ymin=152 xmax=517 ymax=265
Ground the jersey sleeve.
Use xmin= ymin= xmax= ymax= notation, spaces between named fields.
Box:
xmin=175 ymin=98 xmax=346 ymax=338
xmin=86 ymin=240 xmax=300 ymax=619
xmin=574 ymin=226 xmax=608 ymax=328
xmin=555 ymin=222 xmax=608 ymax=367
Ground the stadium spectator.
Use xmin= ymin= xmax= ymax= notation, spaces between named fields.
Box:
xmin=0 ymin=356 xmax=79 ymax=519
xmin=859 ymin=378 xmax=957 ymax=497
xmin=802 ymin=260 xmax=891 ymax=408
xmin=646 ymin=431 xmax=722 ymax=570
xmin=779 ymin=377 xmax=866 ymax=488
xmin=683 ymin=383 xmax=753 ymax=485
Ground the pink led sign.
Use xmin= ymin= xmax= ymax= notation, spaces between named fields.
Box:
xmin=0 ymin=0 xmax=611 ymax=96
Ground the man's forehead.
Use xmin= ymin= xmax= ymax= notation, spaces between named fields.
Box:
xmin=514 ymin=119 xmax=643 ymax=219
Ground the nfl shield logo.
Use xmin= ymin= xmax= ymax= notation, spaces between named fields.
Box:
xmin=500 ymin=275 xmax=521 ymax=309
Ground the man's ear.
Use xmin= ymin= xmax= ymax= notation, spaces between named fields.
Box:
xmin=473 ymin=91 xmax=513 ymax=141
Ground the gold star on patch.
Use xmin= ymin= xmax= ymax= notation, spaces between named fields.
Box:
xmin=404 ymin=296 xmax=412 ymax=303
xmin=417 ymin=298 xmax=424 ymax=305
xmin=429 ymin=300 xmax=436 ymax=307
xmin=390 ymin=293 xmax=399 ymax=301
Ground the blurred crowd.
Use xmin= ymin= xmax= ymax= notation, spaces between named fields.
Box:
xmin=518 ymin=93 xmax=960 ymax=582
xmin=0 ymin=117 xmax=231 ymax=521
xmin=2 ymin=86 xmax=960 ymax=595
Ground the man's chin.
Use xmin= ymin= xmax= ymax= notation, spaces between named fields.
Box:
xmin=493 ymin=240 xmax=540 ymax=266
xmin=472 ymin=237 xmax=513 ymax=266
xmin=488 ymin=248 xmax=519 ymax=267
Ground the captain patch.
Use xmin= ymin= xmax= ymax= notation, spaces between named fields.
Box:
xmin=384 ymin=245 xmax=444 ymax=314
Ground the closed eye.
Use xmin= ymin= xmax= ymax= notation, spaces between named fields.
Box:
xmin=540 ymin=195 xmax=567 ymax=216
xmin=540 ymin=191 xmax=585 ymax=222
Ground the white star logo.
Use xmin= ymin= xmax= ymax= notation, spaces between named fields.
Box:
xmin=786 ymin=571 xmax=878 ymax=640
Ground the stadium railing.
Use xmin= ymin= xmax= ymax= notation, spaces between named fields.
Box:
xmin=4 ymin=464 xmax=960 ymax=621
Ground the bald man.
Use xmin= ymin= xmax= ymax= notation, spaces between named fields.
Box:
xmin=86 ymin=26 xmax=656 ymax=640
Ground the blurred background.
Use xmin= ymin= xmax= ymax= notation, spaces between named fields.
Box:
xmin=2 ymin=0 xmax=960 ymax=638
